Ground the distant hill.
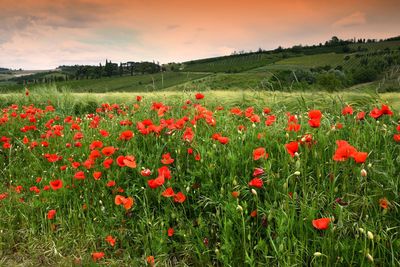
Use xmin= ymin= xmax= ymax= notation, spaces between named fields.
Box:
xmin=181 ymin=37 xmax=400 ymax=73
xmin=0 ymin=36 xmax=399 ymax=93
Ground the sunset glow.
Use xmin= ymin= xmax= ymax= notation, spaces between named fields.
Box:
xmin=0 ymin=0 xmax=399 ymax=69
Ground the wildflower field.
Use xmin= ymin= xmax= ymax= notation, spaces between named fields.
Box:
xmin=0 ymin=89 xmax=399 ymax=266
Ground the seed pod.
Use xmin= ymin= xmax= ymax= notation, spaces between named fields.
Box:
xmin=367 ymin=231 xmax=374 ymax=240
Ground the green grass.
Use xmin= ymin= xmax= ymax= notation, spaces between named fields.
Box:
xmin=0 ymin=72 xmax=210 ymax=93
xmin=183 ymin=53 xmax=281 ymax=73
xmin=1 ymin=88 xmax=399 ymax=266
xmin=273 ymin=53 xmax=346 ymax=68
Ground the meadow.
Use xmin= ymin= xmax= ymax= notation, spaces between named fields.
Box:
xmin=0 ymin=87 xmax=399 ymax=266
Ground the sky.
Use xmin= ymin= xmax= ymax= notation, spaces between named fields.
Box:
xmin=0 ymin=0 xmax=399 ymax=70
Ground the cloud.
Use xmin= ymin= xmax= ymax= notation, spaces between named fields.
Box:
xmin=166 ymin=24 xmax=180 ymax=30
xmin=333 ymin=11 xmax=367 ymax=28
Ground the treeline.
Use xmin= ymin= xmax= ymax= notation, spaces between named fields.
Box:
xmin=185 ymin=36 xmax=400 ymax=66
xmin=0 ymin=67 xmax=11 ymax=73
xmin=10 ymin=60 xmax=163 ymax=85
xmin=266 ymin=49 xmax=400 ymax=92
xmin=59 ymin=60 xmax=162 ymax=80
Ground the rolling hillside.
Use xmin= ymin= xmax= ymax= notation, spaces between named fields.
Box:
xmin=0 ymin=38 xmax=399 ymax=93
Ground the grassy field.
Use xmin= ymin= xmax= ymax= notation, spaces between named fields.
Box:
xmin=0 ymin=88 xmax=399 ymax=265
xmin=181 ymin=41 xmax=400 ymax=73
xmin=0 ymin=72 xmax=210 ymax=93
xmin=273 ymin=53 xmax=345 ymax=68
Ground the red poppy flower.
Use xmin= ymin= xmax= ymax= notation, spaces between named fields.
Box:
xmin=379 ymin=198 xmax=389 ymax=209
xmin=218 ymin=136 xmax=229 ymax=144
xmin=107 ymin=180 xmax=116 ymax=187
xmin=44 ymin=153 xmax=62 ymax=163
xmin=369 ymin=108 xmax=382 ymax=119
xmin=341 ymin=106 xmax=353 ymax=115
xmin=73 ymin=132 xmax=84 ymax=140
xmin=161 ymin=153 xmax=174 ymax=165
xmin=250 ymin=210 xmax=257 ymax=218
xmin=183 ymin=127 xmax=194 ymax=142
xmin=286 ymin=123 xmax=301 ymax=132
xmin=231 ymin=191 xmax=240 ymax=198
xmin=333 ymin=140 xmax=357 ymax=161
xmin=102 ymin=146 xmax=116 ymax=157
xmin=380 ymin=104 xmax=393 ymax=115
xmin=105 ymin=235 xmax=116 ymax=247
xmin=141 ymin=169 xmax=152 ymax=176
xmin=308 ymin=110 xmax=322 ymax=120
xmin=49 ymin=179 xmax=63 ymax=190
xmin=161 ymin=187 xmax=175 ymax=197
xmin=250 ymin=114 xmax=261 ymax=123
xmin=89 ymin=140 xmax=103 ymax=150
xmin=195 ymin=93 xmax=204 ymax=100
xmin=103 ymin=158 xmax=113 ymax=168
xmin=230 ymin=107 xmax=242 ymax=116
xmin=253 ymin=168 xmax=264 ymax=177
xmin=167 ymin=227 xmax=174 ymax=237
xmin=93 ymin=171 xmax=102 ymax=180
xmin=285 ymin=141 xmax=299 ymax=157
xmin=249 ymin=177 xmax=263 ymax=188
xmin=263 ymin=107 xmax=271 ymax=114
xmin=114 ymin=195 xmax=134 ymax=210
xmin=212 ymin=133 xmax=221 ymax=140
xmin=265 ymin=115 xmax=276 ymax=126
xmin=47 ymin=209 xmax=56 ymax=220
xmin=308 ymin=118 xmax=321 ymax=128
xmin=71 ymin=162 xmax=80 ymax=169
xmin=148 ymin=175 xmax=165 ymax=189
xmin=158 ymin=166 xmax=171 ymax=179
xmin=312 ymin=217 xmax=331 ymax=230
xmin=119 ymin=130 xmax=134 ymax=141
xmin=74 ymin=171 xmax=85 ymax=180
xmin=147 ymin=256 xmax=155 ymax=265
xmin=353 ymin=152 xmax=368 ymax=163
xmin=253 ymin=147 xmax=268 ymax=161
xmin=394 ymin=134 xmax=400 ymax=142
xmin=91 ymin=252 xmax=105 ymax=262
xmin=174 ymin=192 xmax=186 ymax=203
xmin=356 ymin=111 xmax=366 ymax=120
xmin=99 ymin=129 xmax=109 ymax=137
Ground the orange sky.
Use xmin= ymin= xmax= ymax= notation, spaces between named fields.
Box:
xmin=0 ymin=0 xmax=399 ymax=69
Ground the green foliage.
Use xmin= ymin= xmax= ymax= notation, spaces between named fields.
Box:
xmin=0 ymin=91 xmax=399 ymax=266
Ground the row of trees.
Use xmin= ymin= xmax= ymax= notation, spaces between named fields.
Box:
xmin=267 ymin=51 xmax=400 ymax=91
xmin=59 ymin=60 xmax=163 ymax=80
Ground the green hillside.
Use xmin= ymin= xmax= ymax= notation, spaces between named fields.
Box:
xmin=0 ymin=72 xmax=209 ymax=93
xmin=0 ymin=38 xmax=399 ymax=93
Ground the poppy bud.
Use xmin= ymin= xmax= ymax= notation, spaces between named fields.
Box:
xmin=295 ymin=160 xmax=301 ymax=169
xmin=366 ymin=253 xmax=374 ymax=262
xmin=367 ymin=231 xmax=374 ymax=240
xmin=358 ymin=228 xmax=365 ymax=234
xmin=237 ymin=205 xmax=243 ymax=212
xmin=360 ymin=169 xmax=367 ymax=177
xmin=313 ymin=252 xmax=322 ymax=257
xmin=251 ymin=189 xmax=257 ymax=196
xmin=368 ymin=163 xmax=372 ymax=168
xmin=294 ymin=171 xmax=300 ymax=176
xmin=294 ymin=152 xmax=299 ymax=158
xmin=283 ymin=182 xmax=288 ymax=190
